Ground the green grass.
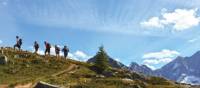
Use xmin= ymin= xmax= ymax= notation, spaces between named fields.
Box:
xmin=0 ymin=48 xmax=72 ymax=85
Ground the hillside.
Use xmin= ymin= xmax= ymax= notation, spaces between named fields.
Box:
xmin=0 ymin=47 xmax=192 ymax=88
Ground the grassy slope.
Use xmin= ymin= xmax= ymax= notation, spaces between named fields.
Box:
xmin=0 ymin=48 xmax=187 ymax=88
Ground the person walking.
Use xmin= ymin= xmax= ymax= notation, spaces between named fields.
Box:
xmin=44 ymin=41 xmax=51 ymax=56
xmin=14 ymin=36 xmax=22 ymax=50
xmin=34 ymin=41 xmax=39 ymax=54
xmin=55 ymin=45 xmax=60 ymax=58
xmin=14 ymin=36 xmax=19 ymax=50
xmin=62 ymin=46 xmax=69 ymax=59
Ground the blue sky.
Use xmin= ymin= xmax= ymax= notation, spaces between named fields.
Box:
xmin=1 ymin=0 xmax=200 ymax=70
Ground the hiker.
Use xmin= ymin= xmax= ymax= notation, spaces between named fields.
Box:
xmin=44 ymin=41 xmax=51 ymax=56
xmin=14 ymin=36 xmax=19 ymax=50
xmin=34 ymin=41 xmax=39 ymax=54
xmin=14 ymin=36 xmax=22 ymax=50
xmin=55 ymin=45 xmax=60 ymax=58
xmin=62 ymin=46 xmax=69 ymax=59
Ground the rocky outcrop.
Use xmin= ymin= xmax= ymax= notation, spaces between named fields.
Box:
xmin=0 ymin=55 xmax=7 ymax=64
xmin=34 ymin=81 xmax=59 ymax=88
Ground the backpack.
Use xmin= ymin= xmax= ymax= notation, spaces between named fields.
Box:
xmin=62 ymin=47 xmax=69 ymax=53
xmin=65 ymin=47 xmax=69 ymax=52
xmin=47 ymin=43 xmax=51 ymax=49
xmin=56 ymin=47 xmax=60 ymax=51
xmin=35 ymin=43 xmax=39 ymax=48
xmin=66 ymin=47 xmax=69 ymax=52
xmin=19 ymin=39 xmax=22 ymax=45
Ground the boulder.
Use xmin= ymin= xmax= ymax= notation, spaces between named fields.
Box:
xmin=102 ymin=71 xmax=114 ymax=77
xmin=34 ymin=81 xmax=59 ymax=88
xmin=14 ymin=55 xmax=20 ymax=59
xmin=0 ymin=55 xmax=7 ymax=64
xmin=96 ymin=75 xmax=105 ymax=78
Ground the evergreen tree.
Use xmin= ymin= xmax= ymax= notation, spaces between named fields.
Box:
xmin=94 ymin=46 xmax=109 ymax=74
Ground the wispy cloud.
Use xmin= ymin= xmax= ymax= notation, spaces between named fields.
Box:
xmin=188 ymin=36 xmax=200 ymax=43
xmin=142 ymin=49 xmax=180 ymax=69
xmin=141 ymin=8 xmax=200 ymax=31
xmin=7 ymin=0 xmax=146 ymax=35
xmin=143 ymin=49 xmax=180 ymax=59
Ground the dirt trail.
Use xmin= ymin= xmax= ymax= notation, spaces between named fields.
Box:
xmin=52 ymin=64 xmax=77 ymax=77
xmin=0 ymin=84 xmax=9 ymax=88
xmin=15 ymin=83 xmax=33 ymax=88
xmin=0 ymin=64 xmax=77 ymax=88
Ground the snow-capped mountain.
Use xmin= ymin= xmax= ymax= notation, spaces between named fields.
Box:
xmin=155 ymin=51 xmax=200 ymax=85
xmin=128 ymin=51 xmax=200 ymax=85
xmin=178 ymin=74 xmax=200 ymax=85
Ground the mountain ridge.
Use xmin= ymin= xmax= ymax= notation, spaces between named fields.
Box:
xmin=155 ymin=50 xmax=200 ymax=85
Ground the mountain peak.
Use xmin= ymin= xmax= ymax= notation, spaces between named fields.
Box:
xmin=155 ymin=50 xmax=200 ymax=85
xmin=141 ymin=65 xmax=151 ymax=69
xmin=130 ymin=62 xmax=139 ymax=67
xmin=87 ymin=56 xmax=128 ymax=69
xmin=191 ymin=51 xmax=200 ymax=58
xmin=129 ymin=62 xmax=154 ymax=76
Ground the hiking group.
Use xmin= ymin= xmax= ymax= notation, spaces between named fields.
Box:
xmin=14 ymin=36 xmax=69 ymax=58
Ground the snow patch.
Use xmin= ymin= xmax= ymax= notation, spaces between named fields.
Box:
xmin=178 ymin=75 xmax=200 ymax=85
